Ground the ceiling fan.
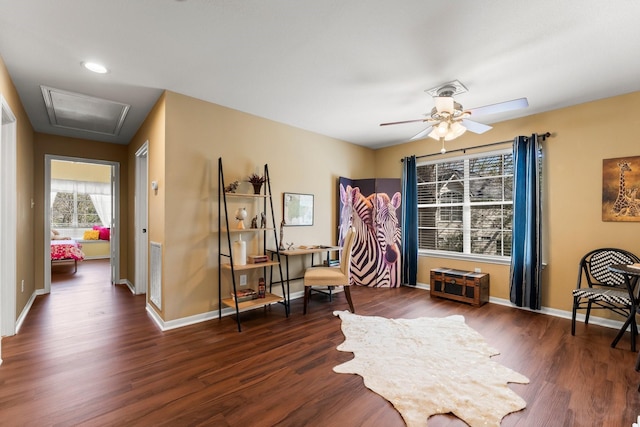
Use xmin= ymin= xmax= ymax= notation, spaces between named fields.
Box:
xmin=380 ymin=80 xmax=528 ymax=151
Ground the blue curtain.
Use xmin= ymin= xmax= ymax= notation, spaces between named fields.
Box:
xmin=401 ymin=155 xmax=418 ymax=285
xmin=510 ymin=134 xmax=542 ymax=309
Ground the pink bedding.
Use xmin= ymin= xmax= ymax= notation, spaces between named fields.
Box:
xmin=51 ymin=239 xmax=85 ymax=261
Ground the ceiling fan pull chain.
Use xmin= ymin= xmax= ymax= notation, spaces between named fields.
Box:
xmin=440 ymin=138 xmax=446 ymax=154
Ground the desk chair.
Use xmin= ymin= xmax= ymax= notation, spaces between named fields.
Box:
xmin=303 ymin=226 xmax=355 ymax=314
xmin=571 ymin=248 xmax=640 ymax=350
xmin=636 ymin=310 xmax=640 ymax=391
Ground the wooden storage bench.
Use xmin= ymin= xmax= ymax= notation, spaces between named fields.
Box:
xmin=430 ymin=268 xmax=489 ymax=307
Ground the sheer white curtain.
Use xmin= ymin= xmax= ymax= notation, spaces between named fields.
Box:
xmin=89 ymin=195 xmax=111 ymax=226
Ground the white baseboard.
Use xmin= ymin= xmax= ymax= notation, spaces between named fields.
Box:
xmin=488 ymin=295 xmax=626 ymax=331
xmin=146 ymin=300 xmax=283 ymax=331
xmin=120 ymin=279 xmax=135 ymax=294
xmin=146 ymin=289 xmax=311 ymax=331
xmin=413 ymin=282 xmax=429 ymax=291
xmin=15 ymin=291 xmax=37 ymax=334
xmin=407 ymin=282 xmax=627 ymax=332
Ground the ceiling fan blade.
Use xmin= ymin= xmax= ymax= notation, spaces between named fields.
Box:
xmin=461 ymin=119 xmax=492 ymax=134
xmin=410 ymin=125 xmax=433 ymax=141
xmin=468 ymin=97 xmax=529 ymax=117
xmin=380 ymin=118 xmax=429 ymax=126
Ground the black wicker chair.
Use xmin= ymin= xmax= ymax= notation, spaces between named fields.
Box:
xmin=571 ymin=248 xmax=640 ymax=351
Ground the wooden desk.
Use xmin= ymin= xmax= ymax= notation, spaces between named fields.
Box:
xmin=608 ymin=264 xmax=640 ymax=392
xmin=268 ymin=246 xmax=342 ymax=301
xmin=279 ymin=245 xmax=341 ymax=258
xmin=607 ymin=264 xmax=640 ymax=352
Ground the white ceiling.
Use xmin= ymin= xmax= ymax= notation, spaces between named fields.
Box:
xmin=1 ymin=0 xmax=639 ymax=149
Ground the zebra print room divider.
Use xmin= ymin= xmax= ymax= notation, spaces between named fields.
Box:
xmin=338 ymin=177 xmax=402 ymax=287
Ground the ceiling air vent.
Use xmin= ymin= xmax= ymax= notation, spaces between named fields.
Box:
xmin=40 ymin=85 xmax=130 ymax=136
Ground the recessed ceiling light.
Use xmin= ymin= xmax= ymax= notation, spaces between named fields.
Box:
xmin=82 ymin=62 xmax=109 ymax=74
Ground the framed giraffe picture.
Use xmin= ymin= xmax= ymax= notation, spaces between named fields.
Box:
xmin=602 ymin=155 xmax=640 ymax=222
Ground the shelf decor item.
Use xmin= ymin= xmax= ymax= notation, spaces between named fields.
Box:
xmin=248 ymin=173 xmax=267 ymax=194
xmin=235 ymin=207 xmax=247 ymax=229
xmin=232 ymin=288 xmax=257 ymax=302
xmin=248 ymin=254 xmax=269 ymax=264
xmin=232 ymin=235 xmax=246 ymax=266
xmin=224 ymin=180 xmax=239 ymax=193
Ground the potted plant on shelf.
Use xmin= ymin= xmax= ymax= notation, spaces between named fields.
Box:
xmin=248 ymin=173 xmax=267 ymax=194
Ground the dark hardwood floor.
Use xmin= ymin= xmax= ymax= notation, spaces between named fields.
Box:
xmin=1 ymin=259 xmax=639 ymax=426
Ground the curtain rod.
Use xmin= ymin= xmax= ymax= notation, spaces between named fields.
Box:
xmin=401 ymin=132 xmax=552 ymax=162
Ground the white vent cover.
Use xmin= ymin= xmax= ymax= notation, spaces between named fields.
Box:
xmin=40 ymin=85 xmax=130 ymax=136
xmin=150 ymin=242 xmax=162 ymax=309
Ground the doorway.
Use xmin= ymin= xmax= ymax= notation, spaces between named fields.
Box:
xmin=0 ymin=95 xmax=17 ymax=343
xmin=134 ymin=142 xmax=149 ymax=295
xmin=44 ymin=155 xmax=120 ymax=293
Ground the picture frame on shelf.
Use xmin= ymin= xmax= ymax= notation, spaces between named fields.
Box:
xmin=283 ymin=192 xmax=314 ymax=226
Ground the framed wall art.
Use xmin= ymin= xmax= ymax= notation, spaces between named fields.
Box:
xmin=283 ymin=192 xmax=314 ymax=226
xmin=602 ymin=155 xmax=640 ymax=222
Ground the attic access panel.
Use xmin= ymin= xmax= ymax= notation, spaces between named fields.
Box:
xmin=41 ymin=85 xmax=130 ymax=136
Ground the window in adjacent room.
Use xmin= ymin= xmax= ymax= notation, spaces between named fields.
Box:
xmin=51 ymin=191 xmax=100 ymax=229
xmin=417 ymin=149 xmax=513 ymax=259
xmin=50 ymin=176 xmax=111 ymax=239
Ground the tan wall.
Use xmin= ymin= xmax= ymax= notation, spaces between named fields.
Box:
xmin=0 ymin=55 xmax=35 ymax=320
xmin=51 ymin=160 xmax=111 ymax=182
xmin=374 ymin=91 xmax=640 ymax=315
xmin=128 ymin=92 xmax=166 ymax=314
xmin=129 ymin=91 xmax=375 ymax=322
xmin=33 ymin=134 xmax=129 ymax=290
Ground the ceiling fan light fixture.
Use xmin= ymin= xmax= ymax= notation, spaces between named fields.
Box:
xmin=427 ymin=120 xmax=467 ymax=142
xmin=434 ymin=96 xmax=454 ymax=114
xmin=428 ymin=122 xmax=450 ymax=140
xmin=449 ymin=121 xmax=467 ymax=139
xmin=437 ymin=121 xmax=449 ymax=135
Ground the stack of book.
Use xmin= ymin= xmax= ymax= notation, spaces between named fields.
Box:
xmin=248 ymin=254 xmax=269 ymax=264
xmin=324 ymin=259 xmax=340 ymax=267
xmin=232 ymin=288 xmax=257 ymax=302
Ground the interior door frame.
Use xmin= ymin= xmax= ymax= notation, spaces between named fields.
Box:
xmin=44 ymin=155 xmax=120 ymax=293
xmin=0 ymin=95 xmax=17 ymax=343
xmin=134 ymin=141 xmax=149 ymax=295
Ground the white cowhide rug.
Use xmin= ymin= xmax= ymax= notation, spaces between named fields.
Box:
xmin=333 ymin=311 xmax=529 ymax=427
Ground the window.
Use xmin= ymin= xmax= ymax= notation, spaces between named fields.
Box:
xmin=50 ymin=178 xmax=111 ymax=239
xmin=417 ymin=149 xmax=513 ymax=258
xmin=51 ymin=192 xmax=100 ymax=229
